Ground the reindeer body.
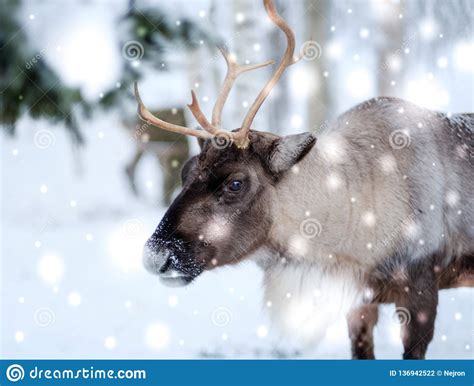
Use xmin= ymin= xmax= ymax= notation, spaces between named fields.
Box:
xmin=266 ymin=97 xmax=472 ymax=268
xmin=259 ymin=97 xmax=473 ymax=357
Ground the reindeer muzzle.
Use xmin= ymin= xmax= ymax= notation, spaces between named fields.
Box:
xmin=143 ymin=239 xmax=197 ymax=287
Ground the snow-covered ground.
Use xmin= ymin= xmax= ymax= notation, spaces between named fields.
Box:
xmin=1 ymin=114 xmax=472 ymax=360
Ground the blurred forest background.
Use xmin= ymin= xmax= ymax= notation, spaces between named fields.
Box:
xmin=1 ymin=0 xmax=473 ymax=359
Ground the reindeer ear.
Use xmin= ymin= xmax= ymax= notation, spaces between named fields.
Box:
xmin=267 ymin=132 xmax=316 ymax=174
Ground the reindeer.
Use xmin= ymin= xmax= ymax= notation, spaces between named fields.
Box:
xmin=137 ymin=0 xmax=473 ymax=359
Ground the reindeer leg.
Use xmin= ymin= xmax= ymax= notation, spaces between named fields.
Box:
xmin=396 ymin=267 xmax=438 ymax=360
xmin=347 ymin=303 xmax=379 ymax=359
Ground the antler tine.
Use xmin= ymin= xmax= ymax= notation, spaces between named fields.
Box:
xmin=134 ymin=82 xmax=213 ymax=140
xmin=187 ymin=90 xmax=218 ymax=134
xmin=238 ymin=0 xmax=299 ymax=147
xmin=212 ymin=49 xmax=274 ymax=130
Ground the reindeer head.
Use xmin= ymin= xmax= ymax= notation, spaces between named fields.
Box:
xmin=139 ymin=0 xmax=316 ymax=287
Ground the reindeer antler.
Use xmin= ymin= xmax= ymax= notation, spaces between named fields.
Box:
xmin=134 ymin=0 xmax=299 ymax=149
xmin=187 ymin=90 xmax=217 ymax=134
xmin=238 ymin=0 xmax=299 ymax=146
xmin=212 ymin=50 xmax=274 ymax=130
xmin=134 ymin=83 xmax=213 ymax=140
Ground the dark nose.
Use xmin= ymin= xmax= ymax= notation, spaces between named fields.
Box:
xmin=158 ymin=256 xmax=172 ymax=273
xmin=142 ymin=241 xmax=171 ymax=274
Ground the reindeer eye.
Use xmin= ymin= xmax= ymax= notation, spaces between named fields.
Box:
xmin=228 ymin=180 xmax=243 ymax=192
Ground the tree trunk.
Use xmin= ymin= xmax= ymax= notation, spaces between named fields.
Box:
xmin=305 ymin=0 xmax=331 ymax=133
